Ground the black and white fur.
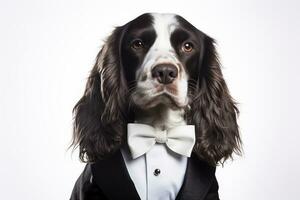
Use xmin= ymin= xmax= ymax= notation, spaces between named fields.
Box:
xmin=71 ymin=13 xmax=241 ymax=166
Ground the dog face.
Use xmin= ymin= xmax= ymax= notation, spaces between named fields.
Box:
xmin=72 ymin=13 xmax=241 ymax=165
xmin=121 ymin=13 xmax=204 ymax=109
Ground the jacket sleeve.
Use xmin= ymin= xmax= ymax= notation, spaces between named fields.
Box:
xmin=70 ymin=164 xmax=106 ymax=200
xmin=204 ymin=174 xmax=220 ymax=200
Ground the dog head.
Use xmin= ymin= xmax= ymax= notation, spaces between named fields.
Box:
xmin=72 ymin=13 xmax=241 ymax=165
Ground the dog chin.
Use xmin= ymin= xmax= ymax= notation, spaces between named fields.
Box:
xmin=135 ymin=93 xmax=187 ymax=110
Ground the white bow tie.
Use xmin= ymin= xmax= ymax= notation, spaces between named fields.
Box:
xmin=127 ymin=123 xmax=196 ymax=159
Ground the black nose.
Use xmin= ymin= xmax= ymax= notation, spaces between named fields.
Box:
xmin=151 ymin=64 xmax=178 ymax=84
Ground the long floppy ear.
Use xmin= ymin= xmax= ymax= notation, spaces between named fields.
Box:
xmin=190 ymin=35 xmax=242 ymax=166
xmin=71 ymin=27 xmax=129 ymax=162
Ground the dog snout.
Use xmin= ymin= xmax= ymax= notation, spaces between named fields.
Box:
xmin=151 ymin=64 xmax=178 ymax=84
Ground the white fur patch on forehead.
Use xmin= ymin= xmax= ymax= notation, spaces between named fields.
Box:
xmin=151 ymin=13 xmax=178 ymax=32
xmin=150 ymin=13 xmax=179 ymax=51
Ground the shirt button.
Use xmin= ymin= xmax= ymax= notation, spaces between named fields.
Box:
xmin=154 ymin=168 xmax=161 ymax=176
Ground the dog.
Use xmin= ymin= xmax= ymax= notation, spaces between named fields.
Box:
xmin=70 ymin=13 xmax=241 ymax=200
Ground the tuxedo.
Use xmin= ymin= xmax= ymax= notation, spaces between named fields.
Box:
xmin=70 ymin=149 xmax=220 ymax=200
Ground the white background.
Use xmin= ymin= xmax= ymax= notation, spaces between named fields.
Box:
xmin=0 ymin=0 xmax=299 ymax=199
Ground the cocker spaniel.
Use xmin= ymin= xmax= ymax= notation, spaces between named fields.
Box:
xmin=70 ymin=13 xmax=241 ymax=200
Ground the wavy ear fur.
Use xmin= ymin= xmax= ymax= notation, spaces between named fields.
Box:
xmin=189 ymin=35 xmax=242 ymax=166
xmin=71 ymin=27 xmax=129 ymax=162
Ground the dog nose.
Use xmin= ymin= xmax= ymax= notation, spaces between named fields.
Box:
xmin=151 ymin=64 xmax=178 ymax=84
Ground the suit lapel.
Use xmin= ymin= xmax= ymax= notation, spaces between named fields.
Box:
xmin=91 ymin=150 xmax=141 ymax=200
xmin=91 ymin=150 xmax=215 ymax=200
xmin=176 ymin=153 xmax=216 ymax=200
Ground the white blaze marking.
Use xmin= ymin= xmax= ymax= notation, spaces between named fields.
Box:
xmin=134 ymin=13 xmax=188 ymax=108
xmin=137 ymin=13 xmax=179 ymax=79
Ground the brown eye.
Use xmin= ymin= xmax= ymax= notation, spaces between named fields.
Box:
xmin=131 ymin=39 xmax=144 ymax=50
xmin=182 ymin=42 xmax=193 ymax=52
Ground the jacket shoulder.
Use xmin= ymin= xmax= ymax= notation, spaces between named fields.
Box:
xmin=70 ymin=163 xmax=106 ymax=200
xmin=204 ymin=173 xmax=220 ymax=200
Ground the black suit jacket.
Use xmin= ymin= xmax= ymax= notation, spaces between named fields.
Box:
xmin=70 ymin=150 xmax=220 ymax=200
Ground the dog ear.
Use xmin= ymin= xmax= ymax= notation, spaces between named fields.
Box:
xmin=71 ymin=27 xmax=129 ymax=162
xmin=189 ymin=35 xmax=242 ymax=166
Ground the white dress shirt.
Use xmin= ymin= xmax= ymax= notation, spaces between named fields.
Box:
xmin=121 ymin=143 xmax=188 ymax=200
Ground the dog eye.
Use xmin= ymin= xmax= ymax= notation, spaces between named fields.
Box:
xmin=182 ymin=42 xmax=193 ymax=53
xmin=131 ymin=39 xmax=144 ymax=50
